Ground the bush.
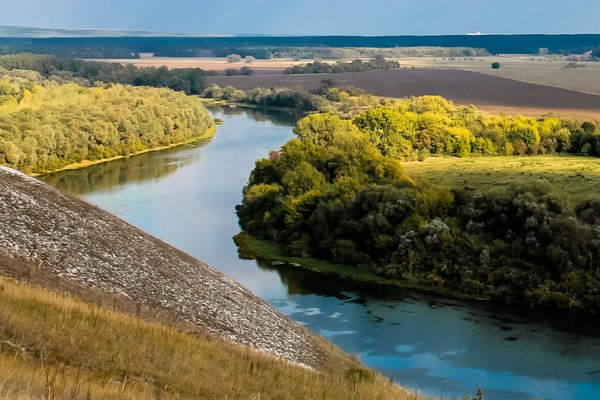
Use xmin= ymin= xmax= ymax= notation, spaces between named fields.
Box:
xmin=224 ymin=68 xmax=240 ymax=76
xmin=240 ymin=66 xmax=254 ymax=75
xmin=491 ymin=62 xmax=500 ymax=69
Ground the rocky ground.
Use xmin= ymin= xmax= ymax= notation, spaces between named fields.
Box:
xmin=0 ymin=166 xmax=324 ymax=368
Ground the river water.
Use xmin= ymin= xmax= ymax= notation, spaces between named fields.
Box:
xmin=42 ymin=106 xmax=600 ymax=400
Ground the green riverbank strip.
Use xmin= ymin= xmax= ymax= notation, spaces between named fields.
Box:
xmin=234 ymin=232 xmax=488 ymax=302
xmin=35 ymin=126 xmax=217 ymax=177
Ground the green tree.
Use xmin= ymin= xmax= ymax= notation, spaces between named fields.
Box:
xmin=293 ymin=114 xmax=358 ymax=147
xmin=352 ymin=107 xmax=416 ymax=158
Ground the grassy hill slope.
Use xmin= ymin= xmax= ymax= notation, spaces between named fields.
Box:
xmin=0 ymin=276 xmax=412 ymax=400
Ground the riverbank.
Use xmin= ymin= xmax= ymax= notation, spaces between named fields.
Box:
xmin=201 ymin=97 xmax=310 ymax=115
xmin=34 ymin=126 xmax=216 ymax=177
xmin=234 ymin=232 xmax=489 ymax=303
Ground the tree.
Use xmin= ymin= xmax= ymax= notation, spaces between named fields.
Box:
xmin=244 ymin=56 xmax=256 ymax=64
xmin=352 ymin=106 xmax=416 ymax=158
xmin=240 ymin=66 xmax=254 ymax=75
xmin=227 ymin=54 xmax=242 ymax=63
xmin=224 ymin=68 xmax=240 ymax=76
xmin=202 ymin=84 xmax=223 ymax=99
xmin=293 ymin=113 xmax=358 ymax=147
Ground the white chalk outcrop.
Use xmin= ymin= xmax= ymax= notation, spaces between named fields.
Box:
xmin=0 ymin=166 xmax=321 ymax=368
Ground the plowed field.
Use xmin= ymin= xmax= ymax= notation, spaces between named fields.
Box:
xmin=207 ymin=68 xmax=600 ymax=119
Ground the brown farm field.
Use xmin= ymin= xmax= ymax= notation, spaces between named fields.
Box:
xmin=207 ymin=68 xmax=600 ymax=119
xmin=105 ymin=56 xmax=600 ymax=119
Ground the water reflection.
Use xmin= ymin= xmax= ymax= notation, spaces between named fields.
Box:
xmin=266 ymin=261 xmax=600 ymax=399
xmin=41 ymin=139 xmax=212 ymax=195
xmin=211 ymin=104 xmax=305 ymax=127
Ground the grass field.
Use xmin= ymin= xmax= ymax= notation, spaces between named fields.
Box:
xmin=0 ymin=276 xmax=418 ymax=400
xmin=404 ymin=155 xmax=600 ymax=203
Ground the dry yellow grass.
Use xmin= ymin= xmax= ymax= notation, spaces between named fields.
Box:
xmin=97 ymin=56 xmax=310 ymax=72
xmin=0 ymin=276 xmax=423 ymax=400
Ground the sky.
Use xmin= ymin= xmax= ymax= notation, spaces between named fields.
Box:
xmin=1 ymin=0 xmax=599 ymax=36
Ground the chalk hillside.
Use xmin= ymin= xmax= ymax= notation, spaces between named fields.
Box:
xmin=0 ymin=166 xmax=324 ymax=368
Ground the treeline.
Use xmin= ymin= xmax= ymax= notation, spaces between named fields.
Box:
xmin=0 ymin=54 xmax=206 ymax=94
xmin=279 ymin=47 xmax=489 ymax=59
xmin=0 ymin=76 xmax=213 ymax=173
xmin=2 ymin=35 xmax=599 ymax=58
xmin=202 ymin=84 xmax=332 ymax=112
xmin=160 ymin=46 xmax=489 ymax=60
xmin=0 ymin=38 xmax=488 ymax=60
xmin=237 ymin=98 xmax=600 ymax=314
xmin=284 ymin=58 xmax=400 ymax=75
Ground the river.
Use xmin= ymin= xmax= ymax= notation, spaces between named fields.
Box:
xmin=42 ymin=106 xmax=600 ymax=400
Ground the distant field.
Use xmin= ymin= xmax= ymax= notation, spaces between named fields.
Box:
xmin=396 ymin=56 xmax=600 ymax=97
xmin=103 ymin=55 xmax=600 ymax=96
xmin=100 ymin=56 xmax=306 ymax=74
xmin=403 ymin=155 xmax=600 ymax=203
xmin=105 ymin=56 xmax=600 ymax=119
xmin=207 ymin=68 xmax=600 ymax=120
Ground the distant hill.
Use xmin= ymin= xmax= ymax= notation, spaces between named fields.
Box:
xmin=0 ymin=24 xmax=228 ymax=38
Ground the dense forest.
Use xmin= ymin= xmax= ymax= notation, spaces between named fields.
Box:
xmin=0 ymin=54 xmax=206 ymax=94
xmin=237 ymin=97 xmax=600 ymax=314
xmin=1 ymin=35 xmax=599 ymax=58
xmin=0 ymin=69 xmax=213 ymax=173
xmin=284 ymin=58 xmax=400 ymax=74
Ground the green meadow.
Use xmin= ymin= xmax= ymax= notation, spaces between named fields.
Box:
xmin=404 ymin=155 xmax=600 ymax=203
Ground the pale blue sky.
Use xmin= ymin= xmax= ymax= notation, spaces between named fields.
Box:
xmin=1 ymin=0 xmax=599 ymax=35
